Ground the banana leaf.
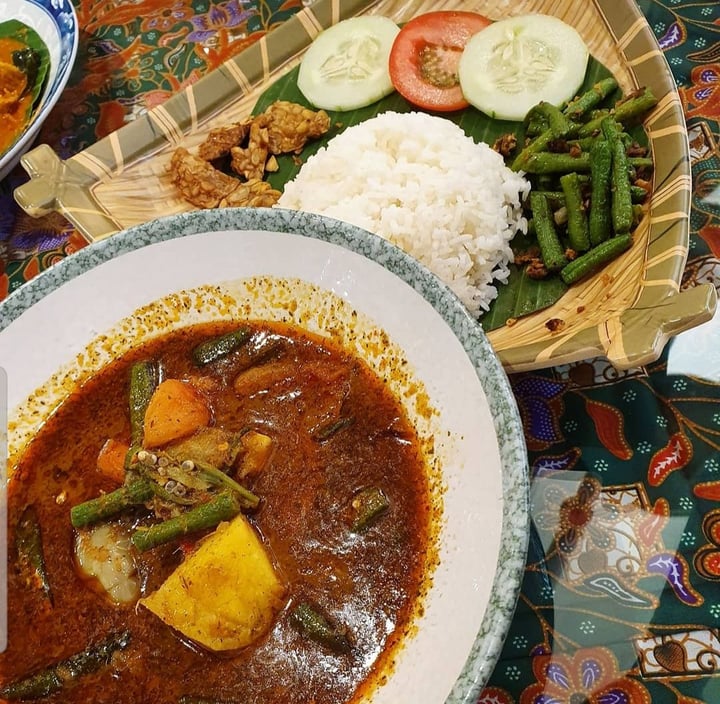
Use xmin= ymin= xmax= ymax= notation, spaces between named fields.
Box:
xmin=252 ymin=57 xmax=619 ymax=330
xmin=0 ymin=19 xmax=52 ymax=115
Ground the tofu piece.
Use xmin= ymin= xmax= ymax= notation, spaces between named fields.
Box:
xmin=140 ymin=514 xmax=285 ymax=651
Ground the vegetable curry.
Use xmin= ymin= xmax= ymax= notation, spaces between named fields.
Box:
xmin=0 ymin=23 xmax=45 ymax=156
xmin=1 ymin=321 xmax=432 ymax=703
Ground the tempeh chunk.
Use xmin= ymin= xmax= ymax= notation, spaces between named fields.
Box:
xmin=197 ymin=121 xmax=251 ymax=161
xmin=231 ymin=118 xmax=271 ymax=181
xmin=264 ymin=100 xmax=331 ymax=154
xmin=170 ymin=147 xmax=239 ymax=208
xmin=219 ymin=179 xmax=281 ymax=208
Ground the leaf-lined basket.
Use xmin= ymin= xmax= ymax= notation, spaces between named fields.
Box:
xmin=13 ymin=0 xmax=716 ymax=371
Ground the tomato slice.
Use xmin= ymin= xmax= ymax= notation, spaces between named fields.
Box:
xmin=388 ymin=11 xmax=492 ymax=112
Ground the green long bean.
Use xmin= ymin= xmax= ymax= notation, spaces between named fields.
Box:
xmin=522 ymin=152 xmax=591 ymax=174
xmin=129 ymin=360 xmax=158 ymax=446
xmin=0 ymin=631 xmax=131 ymax=700
xmin=588 ymin=139 xmax=613 ymax=246
xmin=350 ymin=487 xmax=390 ymax=533
xmin=560 ymin=235 xmax=633 ymax=285
xmin=577 ymin=87 xmax=658 ymax=136
xmin=15 ymin=505 xmax=53 ymax=604
xmin=191 ymin=327 xmax=251 ymax=366
xmin=530 ymin=192 xmax=568 ymax=272
xmin=601 ymin=118 xmax=633 ymax=234
xmin=290 ymin=603 xmax=352 ymax=654
xmin=559 ymin=172 xmax=590 ymax=252
xmin=70 ymin=479 xmax=155 ymax=528
xmin=563 ymin=77 xmax=619 ymax=120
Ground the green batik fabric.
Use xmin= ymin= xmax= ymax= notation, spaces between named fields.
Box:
xmin=482 ymin=2 xmax=720 ymax=703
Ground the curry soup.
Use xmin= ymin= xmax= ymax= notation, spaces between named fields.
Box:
xmin=2 ymin=320 xmax=432 ymax=704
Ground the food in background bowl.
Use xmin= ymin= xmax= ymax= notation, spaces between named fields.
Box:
xmin=0 ymin=20 xmax=50 ymax=154
xmin=0 ymin=0 xmax=78 ymax=180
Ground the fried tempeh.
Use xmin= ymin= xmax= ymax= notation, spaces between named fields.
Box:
xmin=171 ymin=101 xmax=328 ymax=209
xmin=264 ymin=100 xmax=331 ymax=154
xmin=231 ymin=118 xmax=271 ymax=181
xmin=219 ymin=178 xmax=281 ymax=208
xmin=170 ymin=147 xmax=240 ymax=208
xmin=197 ymin=121 xmax=251 ymax=161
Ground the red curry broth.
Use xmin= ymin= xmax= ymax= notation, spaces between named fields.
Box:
xmin=2 ymin=321 xmax=432 ymax=704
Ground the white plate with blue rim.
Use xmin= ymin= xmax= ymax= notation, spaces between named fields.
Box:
xmin=0 ymin=0 xmax=79 ymax=180
xmin=0 ymin=208 xmax=529 ymax=702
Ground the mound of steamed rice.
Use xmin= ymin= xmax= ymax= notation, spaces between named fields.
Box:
xmin=277 ymin=111 xmax=530 ymax=315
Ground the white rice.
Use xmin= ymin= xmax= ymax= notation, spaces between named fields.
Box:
xmin=277 ymin=111 xmax=530 ymax=315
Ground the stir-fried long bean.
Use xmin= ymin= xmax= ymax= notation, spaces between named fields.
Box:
xmin=560 ymin=234 xmax=633 ymax=285
xmin=507 ymin=81 xmax=656 ymax=294
xmin=530 ymin=192 xmax=568 ymax=272
xmin=545 ymin=184 xmax=648 ymax=205
xmin=559 ymin=172 xmax=590 ymax=251
xmin=512 ymin=102 xmax=572 ymax=171
xmin=577 ymin=86 xmax=658 ymax=136
xmin=523 ymin=152 xmax=591 ymax=173
xmin=527 ymin=101 xmax=572 ymax=135
xmin=588 ymin=138 xmax=613 ymax=246
xmin=601 ymin=117 xmax=633 ymax=234
xmin=523 ymin=152 xmax=652 ymax=174
xmin=562 ymin=76 xmax=618 ymax=120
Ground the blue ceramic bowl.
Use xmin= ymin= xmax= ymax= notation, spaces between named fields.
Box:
xmin=0 ymin=0 xmax=79 ymax=180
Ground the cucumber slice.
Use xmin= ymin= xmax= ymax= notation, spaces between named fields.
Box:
xmin=458 ymin=14 xmax=589 ymax=121
xmin=297 ymin=16 xmax=400 ymax=112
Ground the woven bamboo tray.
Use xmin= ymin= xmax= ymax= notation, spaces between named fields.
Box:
xmin=14 ymin=0 xmax=716 ymax=371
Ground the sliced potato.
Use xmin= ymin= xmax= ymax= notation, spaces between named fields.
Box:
xmin=140 ymin=514 xmax=286 ymax=650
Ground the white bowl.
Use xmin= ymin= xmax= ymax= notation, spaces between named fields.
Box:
xmin=0 ymin=208 xmax=530 ymax=702
xmin=0 ymin=0 xmax=79 ymax=180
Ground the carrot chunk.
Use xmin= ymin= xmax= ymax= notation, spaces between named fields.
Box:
xmin=143 ymin=379 xmax=211 ymax=448
xmin=96 ymin=438 xmax=129 ymax=484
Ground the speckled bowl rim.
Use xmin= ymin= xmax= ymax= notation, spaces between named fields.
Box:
xmin=0 ymin=207 xmax=530 ymax=701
